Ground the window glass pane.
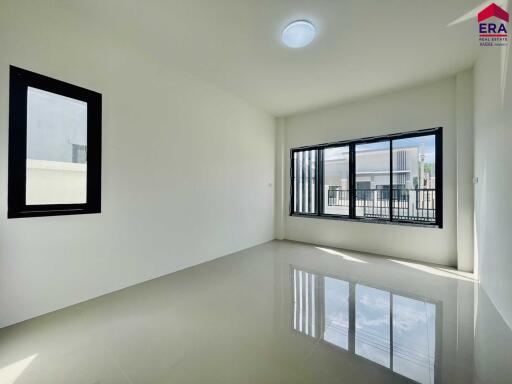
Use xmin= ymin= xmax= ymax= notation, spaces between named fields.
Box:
xmin=323 ymin=146 xmax=349 ymax=215
xmin=392 ymin=295 xmax=436 ymax=384
xmin=26 ymin=87 xmax=87 ymax=205
xmin=392 ymin=135 xmax=436 ymax=223
xmin=355 ymin=284 xmax=390 ymax=368
xmin=293 ymin=149 xmax=317 ymax=214
xmin=323 ymin=277 xmax=349 ymax=350
xmin=355 ymin=141 xmax=390 ymax=219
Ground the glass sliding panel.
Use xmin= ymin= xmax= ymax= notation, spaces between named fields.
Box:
xmin=323 ymin=277 xmax=350 ymax=350
xmin=355 ymin=284 xmax=390 ymax=368
xmin=392 ymin=135 xmax=436 ymax=223
xmin=323 ymin=146 xmax=349 ymax=215
xmin=292 ymin=149 xmax=317 ymax=214
xmin=26 ymin=87 xmax=87 ymax=205
xmin=355 ymin=141 xmax=390 ymax=219
xmin=392 ymin=295 xmax=436 ymax=384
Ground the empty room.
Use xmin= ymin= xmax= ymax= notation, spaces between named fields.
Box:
xmin=0 ymin=1 xmax=511 ymax=383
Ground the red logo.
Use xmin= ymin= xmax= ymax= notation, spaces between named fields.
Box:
xmin=478 ymin=3 xmax=509 ymax=23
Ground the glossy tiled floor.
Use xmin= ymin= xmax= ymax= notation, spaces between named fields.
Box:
xmin=1 ymin=240 xmax=511 ymax=384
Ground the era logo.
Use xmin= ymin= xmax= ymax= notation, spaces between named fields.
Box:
xmin=479 ymin=23 xmax=507 ymax=34
xmin=478 ymin=3 xmax=509 ymax=37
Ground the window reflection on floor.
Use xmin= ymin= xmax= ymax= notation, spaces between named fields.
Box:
xmin=355 ymin=285 xmax=391 ymax=367
xmin=292 ymin=267 xmax=437 ymax=384
xmin=324 ymin=277 xmax=350 ymax=350
xmin=292 ymin=268 xmax=317 ymax=337
xmin=393 ymin=295 xmax=436 ymax=384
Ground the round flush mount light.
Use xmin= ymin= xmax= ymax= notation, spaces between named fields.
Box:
xmin=282 ymin=20 xmax=316 ymax=48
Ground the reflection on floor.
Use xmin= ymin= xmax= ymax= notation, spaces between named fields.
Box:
xmin=0 ymin=240 xmax=511 ymax=384
xmin=293 ymin=268 xmax=436 ymax=383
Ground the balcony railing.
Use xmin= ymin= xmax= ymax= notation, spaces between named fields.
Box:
xmin=327 ymin=187 xmax=436 ymax=223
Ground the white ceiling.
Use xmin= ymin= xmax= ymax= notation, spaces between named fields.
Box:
xmin=71 ymin=0 xmax=484 ymax=116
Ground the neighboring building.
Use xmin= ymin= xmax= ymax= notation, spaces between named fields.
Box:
xmin=25 ymin=87 xmax=88 ymax=205
xmin=27 ymin=86 xmax=87 ymax=164
xmin=324 ymin=145 xmax=435 ymax=192
xmin=323 ymin=144 xmax=436 ymax=221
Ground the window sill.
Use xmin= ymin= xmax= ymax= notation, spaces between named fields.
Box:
xmin=8 ymin=207 xmax=100 ymax=219
xmin=289 ymin=213 xmax=441 ymax=229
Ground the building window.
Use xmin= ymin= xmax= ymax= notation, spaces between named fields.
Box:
xmin=8 ymin=66 xmax=101 ymax=218
xmin=290 ymin=128 xmax=442 ymax=227
xmin=72 ymin=144 xmax=87 ymax=164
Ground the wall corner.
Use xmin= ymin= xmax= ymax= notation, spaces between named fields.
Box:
xmin=274 ymin=117 xmax=286 ymax=240
xmin=455 ymin=69 xmax=475 ymax=272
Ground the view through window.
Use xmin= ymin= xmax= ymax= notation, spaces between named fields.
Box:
xmin=355 ymin=141 xmax=390 ymax=219
xmin=392 ymin=135 xmax=437 ymax=222
xmin=26 ymin=87 xmax=88 ymax=205
xmin=324 ymin=146 xmax=349 ymax=215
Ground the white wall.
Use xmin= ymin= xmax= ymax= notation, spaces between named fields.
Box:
xmin=0 ymin=1 xmax=275 ymax=328
xmin=279 ymin=78 xmax=460 ymax=267
xmin=474 ymin=45 xmax=512 ymax=331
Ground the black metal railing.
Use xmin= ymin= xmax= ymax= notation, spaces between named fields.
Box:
xmin=327 ymin=187 xmax=350 ymax=207
xmin=327 ymin=187 xmax=436 ymax=222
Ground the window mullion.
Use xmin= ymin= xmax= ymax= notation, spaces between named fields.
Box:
xmin=317 ymin=149 xmax=323 ymax=216
xmin=349 ymin=143 xmax=355 ymax=219
xmin=308 ymin=150 xmax=313 ymax=213
xmin=436 ymin=130 xmax=443 ymax=228
xmin=389 ymin=140 xmax=393 ymax=222
xmin=291 ymin=151 xmax=296 ymax=214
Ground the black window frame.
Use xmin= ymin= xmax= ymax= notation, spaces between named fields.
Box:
xmin=290 ymin=128 xmax=443 ymax=228
xmin=8 ymin=66 xmax=102 ymax=219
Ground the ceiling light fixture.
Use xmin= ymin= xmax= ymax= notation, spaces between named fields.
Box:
xmin=281 ymin=20 xmax=316 ymax=48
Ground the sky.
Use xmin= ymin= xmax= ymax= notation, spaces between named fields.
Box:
xmin=323 ymin=134 xmax=436 ymax=164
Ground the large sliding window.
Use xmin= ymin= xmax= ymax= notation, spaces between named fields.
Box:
xmin=290 ymin=128 xmax=442 ymax=227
